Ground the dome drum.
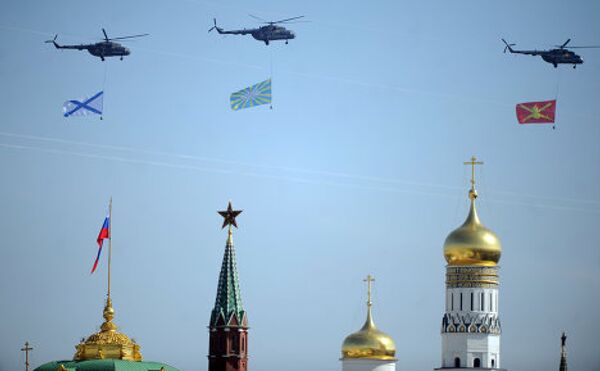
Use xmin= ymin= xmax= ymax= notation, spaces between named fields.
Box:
xmin=445 ymin=266 xmax=499 ymax=289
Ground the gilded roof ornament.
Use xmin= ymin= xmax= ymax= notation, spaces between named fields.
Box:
xmin=341 ymin=275 xmax=396 ymax=361
xmin=74 ymin=297 xmax=142 ymax=361
xmin=444 ymin=157 xmax=502 ymax=266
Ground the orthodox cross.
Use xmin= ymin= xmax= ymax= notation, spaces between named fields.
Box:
xmin=464 ymin=156 xmax=483 ymax=198
xmin=364 ymin=274 xmax=375 ymax=307
xmin=464 ymin=156 xmax=483 ymax=189
xmin=561 ymin=332 xmax=567 ymax=348
xmin=21 ymin=342 xmax=33 ymax=371
xmin=218 ymin=201 xmax=242 ymax=231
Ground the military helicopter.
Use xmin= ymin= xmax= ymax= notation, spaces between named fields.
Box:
xmin=208 ymin=16 xmax=304 ymax=45
xmin=46 ymin=29 xmax=149 ymax=61
xmin=502 ymin=38 xmax=600 ymax=68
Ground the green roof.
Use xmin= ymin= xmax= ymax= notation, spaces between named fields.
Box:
xmin=210 ymin=231 xmax=246 ymax=327
xmin=34 ymin=359 xmax=178 ymax=371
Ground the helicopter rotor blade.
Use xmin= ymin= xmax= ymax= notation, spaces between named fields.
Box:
xmin=555 ymin=39 xmax=571 ymax=48
xmin=109 ymin=33 xmax=149 ymax=41
xmin=271 ymin=15 xmax=304 ymax=24
xmin=102 ymin=28 xmax=109 ymax=41
xmin=565 ymin=46 xmax=600 ymax=49
xmin=249 ymin=14 xmax=267 ymax=22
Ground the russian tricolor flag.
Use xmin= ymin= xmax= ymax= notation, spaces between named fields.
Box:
xmin=91 ymin=215 xmax=110 ymax=274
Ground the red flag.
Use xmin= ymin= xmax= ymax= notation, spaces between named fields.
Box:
xmin=516 ymin=100 xmax=556 ymax=124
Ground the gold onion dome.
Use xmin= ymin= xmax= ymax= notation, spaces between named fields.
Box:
xmin=73 ymin=298 xmax=142 ymax=361
xmin=341 ymin=276 xmax=396 ymax=361
xmin=444 ymin=187 xmax=502 ymax=266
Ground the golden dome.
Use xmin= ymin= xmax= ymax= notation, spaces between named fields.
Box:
xmin=341 ymin=276 xmax=396 ymax=361
xmin=443 ymin=189 xmax=502 ymax=266
xmin=73 ymin=298 xmax=142 ymax=361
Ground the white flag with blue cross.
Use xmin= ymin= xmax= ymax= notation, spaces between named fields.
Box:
xmin=63 ymin=91 xmax=104 ymax=117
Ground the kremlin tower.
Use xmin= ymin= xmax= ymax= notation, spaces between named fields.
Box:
xmin=208 ymin=202 xmax=249 ymax=371
xmin=341 ymin=275 xmax=397 ymax=371
xmin=436 ymin=157 xmax=505 ymax=370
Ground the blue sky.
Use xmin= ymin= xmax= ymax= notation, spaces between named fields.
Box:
xmin=1 ymin=0 xmax=599 ymax=370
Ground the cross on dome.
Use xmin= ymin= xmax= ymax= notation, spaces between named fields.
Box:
xmin=464 ymin=156 xmax=483 ymax=200
xmin=364 ymin=275 xmax=375 ymax=307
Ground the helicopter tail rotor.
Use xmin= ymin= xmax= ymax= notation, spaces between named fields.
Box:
xmin=45 ymin=34 xmax=60 ymax=48
xmin=208 ymin=18 xmax=219 ymax=33
xmin=501 ymin=39 xmax=516 ymax=53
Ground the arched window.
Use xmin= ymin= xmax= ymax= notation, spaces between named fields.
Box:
xmin=474 ymin=358 xmax=481 ymax=367
xmin=454 ymin=357 xmax=461 ymax=368
xmin=490 ymin=293 xmax=493 ymax=311
xmin=491 ymin=359 xmax=495 ymax=368
xmin=470 ymin=292 xmax=474 ymax=311
xmin=460 ymin=293 xmax=463 ymax=311
xmin=451 ymin=293 xmax=454 ymax=311
xmin=481 ymin=292 xmax=484 ymax=311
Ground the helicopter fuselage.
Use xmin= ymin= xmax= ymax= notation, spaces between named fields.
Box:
xmin=502 ymin=39 xmax=588 ymax=68
xmin=251 ymin=25 xmax=295 ymax=44
xmin=47 ymin=29 xmax=145 ymax=61
xmin=540 ymin=49 xmax=583 ymax=66
xmin=86 ymin=42 xmax=130 ymax=59
xmin=210 ymin=19 xmax=298 ymax=45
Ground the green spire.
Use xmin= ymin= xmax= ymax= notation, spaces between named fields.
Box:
xmin=210 ymin=228 xmax=246 ymax=327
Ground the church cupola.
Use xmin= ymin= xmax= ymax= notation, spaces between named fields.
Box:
xmin=208 ymin=201 xmax=249 ymax=371
xmin=341 ymin=275 xmax=397 ymax=371
xmin=435 ymin=157 xmax=506 ymax=371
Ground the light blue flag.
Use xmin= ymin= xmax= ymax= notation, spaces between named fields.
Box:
xmin=230 ymin=79 xmax=271 ymax=111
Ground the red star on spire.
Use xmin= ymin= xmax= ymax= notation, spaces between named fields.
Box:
xmin=218 ymin=201 xmax=242 ymax=229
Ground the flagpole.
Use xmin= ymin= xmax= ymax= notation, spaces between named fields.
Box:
xmin=107 ymin=197 xmax=112 ymax=300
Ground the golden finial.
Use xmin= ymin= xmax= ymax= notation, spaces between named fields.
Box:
xmin=361 ymin=275 xmax=376 ymax=331
xmin=464 ymin=156 xmax=483 ymax=200
xmin=100 ymin=297 xmax=117 ymax=332
xmin=363 ymin=275 xmax=375 ymax=307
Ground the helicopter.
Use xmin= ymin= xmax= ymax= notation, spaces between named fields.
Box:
xmin=46 ymin=29 xmax=148 ymax=61
xmin=208 ymin=16 xmax=304 ymax=45
xmin=501 ymin=38 xmax=600 ymax=68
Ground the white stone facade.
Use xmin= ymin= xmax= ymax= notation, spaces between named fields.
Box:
xmin=342 ymin=358 xmax=396 ymax=371
xmin=441 ymin=332 xmax=500 ymax=368
xmin=438 ymin=265 xmax=503 ymax=370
